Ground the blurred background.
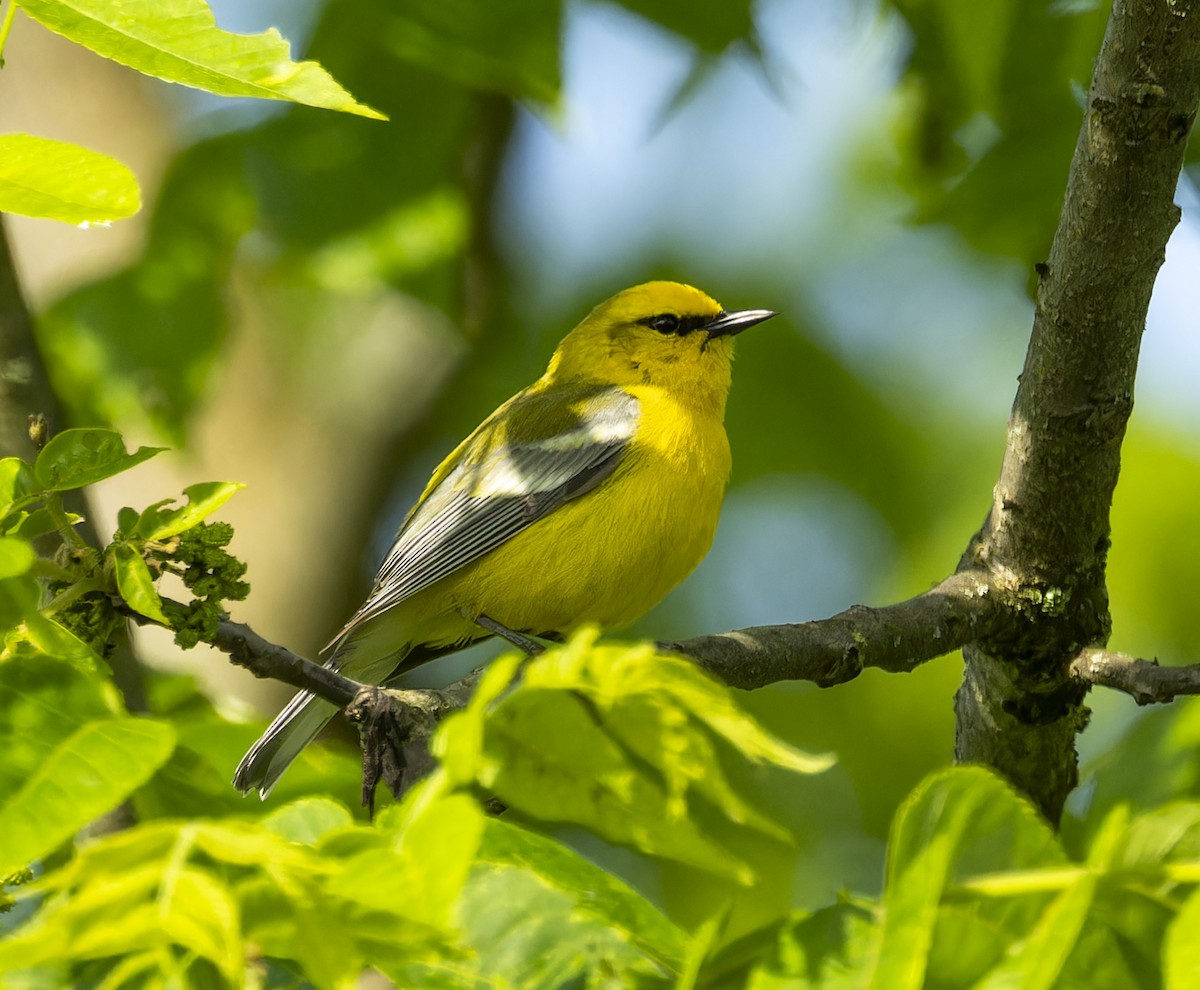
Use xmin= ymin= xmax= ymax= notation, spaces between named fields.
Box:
xmin=5 ymin=0 xmax=1200 ymax=918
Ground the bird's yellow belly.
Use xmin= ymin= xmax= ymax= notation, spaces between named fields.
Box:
xmin=431 ymin=397 xmax=730 ymax=636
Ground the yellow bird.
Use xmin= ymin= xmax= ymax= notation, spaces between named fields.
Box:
xmin=234 ymin=281 xmax=776 ymax=796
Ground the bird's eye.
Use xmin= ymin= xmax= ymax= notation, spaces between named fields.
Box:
xmin=648 ymin=314 xmax=681 ymax=335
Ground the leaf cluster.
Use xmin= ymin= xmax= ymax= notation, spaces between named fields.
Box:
xmin=152 ymin=523 xmax=249 ymax=650
xmin=710 ymin=769 xmax=1200 ymax=989
xmin=0 ymin=622 xmax=839 ymax=989
xmin=9 ymin=620 xmax=1200 ymax=988
xmin=1 ymin=427 xmax=246 ymax=664
xmin=0 ymin=0 xmax=381 ymax=225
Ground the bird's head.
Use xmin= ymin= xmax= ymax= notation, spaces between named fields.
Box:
xmin=547 ymin=281 xmax=776 ymax=408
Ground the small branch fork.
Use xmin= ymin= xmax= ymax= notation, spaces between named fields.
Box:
xmin=188 ymin=565 xmax=1200 ymax=802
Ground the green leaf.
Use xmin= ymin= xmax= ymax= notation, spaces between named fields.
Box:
xmin=115 ymin=504 xmax=145 ymax=537
xmin=17 ymin=0 xmax=385 ymax=118
xmin=973 ymin=876 xmax=1097 ymax=990
xmin=496 ymin=695 xmax=751 ymax=878
xmin=626 ymin=648 xmax=834 ymax=775
xmin=0 ymin=717 xmax=175 ymax=876
xmin=434 ymin=653 xmax=524 ymax=787
xmin=892 ymin=0 xmax=1108 ymax=265
xmin=457 ymin=864 xmax=668 ymax=989
xmin=384 ymin=0 xmax=561 ymax=103
xmin=263 ymin=797 xmax=354 ymax=845
xmin=136 ymin=481 xmax=244 ymax=540
xmin=518 ymin=630 xmax=829 ymax=836
xmin=3 ymin=507 xmax=71 ymax=540
xmin=1166 ymin=885 xmax=1200 ymax=990
xmin=437 ymin=631 xmax=827 ymax=883
xmin=0 ymin=134 xmax=140 ymax=224
xmin=478 ymin=816 xmax=687 ymax=973
xmin=924 ymin=905 xmax=1010 ymax=989
xmin=112 ymin=542 xmax=169 ymax=623
xmin=21 ymin=609 xmax=105 ymax=670
xmin=34 ymin=428 xmax=164 ymax=491
xmin=0 ymin=537 xmax=35 ymax=579
xmin=0 ymin=656 xmax=119 ymax=801
xmin=1 ymin=572 xmax=106 ymax=671
xmin=10 ymin=858 xmax=244 ymax=983
xmin=623 ymin=0 xmax=758 ymax=56
xmin=1000 ymin=806 xmax=1151 ymax=989
xmin=1113 ymin=802 xmax=1200 ymax=869
xmin=450 ymin=670 xmax=754 ymax=882
xmin=0 ymin=457 xmax=38 ymax=517
xmin=186 ymin=820 xmax=320 ymax=873
xmin=870 ymin=766 xmax=1066 ymax=990
xmin=0 ymin=572 xmax=46 ymax=645
xmin=0 ymin=821 xmax=249 ymax=983
xmin=136 ymin=866 xmax=242 ymax=982
xmin=342 ymin=789 xmax=485 ymax=931
xmin=717 ymin=903 xmax=880 ymax=989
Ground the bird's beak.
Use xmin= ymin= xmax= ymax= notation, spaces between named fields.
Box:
xmin=705 ymin=308 xmax=778 ymax=340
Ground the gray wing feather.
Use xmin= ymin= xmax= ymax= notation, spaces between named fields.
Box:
xmin=326 ymin=387 xmax=639 ymax=650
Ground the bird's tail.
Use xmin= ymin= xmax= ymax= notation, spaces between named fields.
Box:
xmin=233 ymin=623 xmax=422 ymax=798
xmin=232 ymin=689 xmax=338 ymax=798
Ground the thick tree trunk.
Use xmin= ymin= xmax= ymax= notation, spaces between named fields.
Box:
xmin=955 ymin=0 xmax=1200 ymax=822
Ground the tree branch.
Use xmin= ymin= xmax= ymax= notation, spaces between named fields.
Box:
xmin=206 ymin=573 xmax=1003 ymax=717
xmin=194 ymin=571 xmax=1000 ymax=796
xmin=200 ymin=572 xmax=1192 ymax=801
xmin=1071 ymin=649 xmax=1200 ymax=705
xmin=663 ymin=570 xmax=1003 ymax=689
xmin=214 ymin=616 xmax=358 ymax=708
xmin=954 ymin=0 xmax=1200 ymax=823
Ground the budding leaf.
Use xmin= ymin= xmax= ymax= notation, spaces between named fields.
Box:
xmin=113 ymin=543 xmax=169 ymax=624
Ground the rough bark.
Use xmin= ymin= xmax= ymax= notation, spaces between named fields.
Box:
xmin=954 ymin=0 xmax=1200 ymax=822
xmin=663 ymin=571 xmax=1003 ymax=689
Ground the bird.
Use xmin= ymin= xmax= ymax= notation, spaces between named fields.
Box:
xmin=233 ymin=280 xmax=776 ymax=796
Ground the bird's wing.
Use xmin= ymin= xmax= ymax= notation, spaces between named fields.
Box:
xmin=325 ymin=385 xmax=639 ymax=650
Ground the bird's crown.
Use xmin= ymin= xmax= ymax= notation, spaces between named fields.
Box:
xmin=591 ymin=281 xmax=723 ymax=329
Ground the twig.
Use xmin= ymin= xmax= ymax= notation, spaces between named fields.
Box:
xmin=1071 ymin=649 xmax=1200 ymax=705
xmin=166 ymin=579 xmax=1198 ymax=797
xmin=121 ymin=601 xmax=479 ymax=802
xmin=202 ymin=572 xmax=1002 ymax=722
xmin=186 ymin=572 xmax=1003 ymax=794
xmin=664 ymin=570 xmax=1003 ymax=690
xmin=214 ymin=616 xmax=358 ymax=707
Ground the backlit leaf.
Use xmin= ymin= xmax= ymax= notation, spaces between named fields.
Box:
xmin=34 ymin=428 xmax=163 ymax=491
xmin=0 ymin=718 xmax=176 ymax=876
xmin=0 ymin=134 xmax=139 ymax=224
xmin=17 ymin=0 xmax=384 ymax=118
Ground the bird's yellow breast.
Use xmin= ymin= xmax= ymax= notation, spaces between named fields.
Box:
xmin=420 ymin=382 xmax=731 ymax=637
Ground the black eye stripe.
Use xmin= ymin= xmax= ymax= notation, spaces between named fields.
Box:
xmin=639 ymin=313 xmax=716 ymax=336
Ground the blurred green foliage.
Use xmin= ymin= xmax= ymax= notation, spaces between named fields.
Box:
xmin=6 ymin=0 xmax=1200 ymax=986
xmin=893 ymin=0 xmax=1107 ymax=264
